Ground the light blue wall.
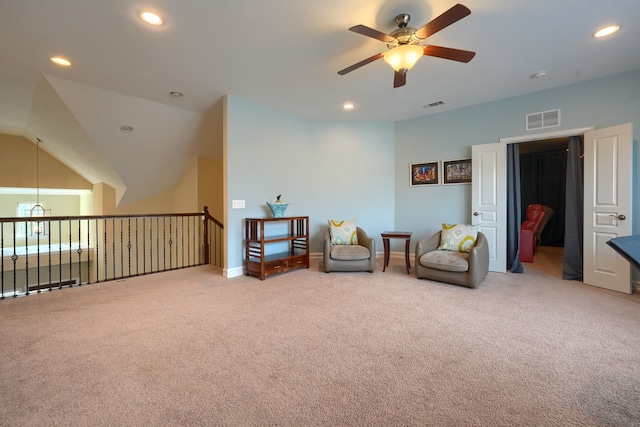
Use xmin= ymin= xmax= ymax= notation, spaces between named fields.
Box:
xmin=395 ymin=69 xmax=640 ymax=244
xmin=225 ymin=95 xmax=395 ymax=273
xmin=223 ymin=70 xmax=639 ymax=276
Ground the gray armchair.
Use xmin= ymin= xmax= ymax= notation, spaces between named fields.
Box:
xmin=415 ymin=231 xmax=489 ymax=288
xmin=324 ymin=227 xmax=376 ymax=273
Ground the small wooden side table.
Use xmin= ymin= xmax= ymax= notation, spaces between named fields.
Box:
xmin=381 ymin=231 xmax=412 ymax=274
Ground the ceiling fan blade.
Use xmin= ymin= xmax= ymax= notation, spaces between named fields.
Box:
xmin=423 ymin=45 xmax=476 ymax=63
xmin=337 ymin=52 xmax=385 ymax=75
xmin=393 ymin=71 xmax=407 ymax=88
xmin=415 ymin=4 xmax=471 ymax=39
xmin=349 ymin=25 xmax=396 ymax=43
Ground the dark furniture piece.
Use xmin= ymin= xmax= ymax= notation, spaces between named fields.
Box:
xmin=607 ymin=235 xmax=640 ymax=270
xmin=415 ymin=231 xmax=489 ymax=288
xmin=381 ymin=231 xmax=412 ymax=274
xmin=245 ymin=216 xmax=309 ymax=280
xmin=323 ymin=227 xmax=375 ymax=273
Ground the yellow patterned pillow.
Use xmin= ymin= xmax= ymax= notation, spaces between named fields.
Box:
xmin=439 ymin=223 xmax=478 ymax=253
xmin=328 ymin=219 xmax=358 ymax=245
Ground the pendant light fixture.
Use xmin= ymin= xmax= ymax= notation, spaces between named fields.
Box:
xmin=27 ymin=138 xmax=51 ymax=235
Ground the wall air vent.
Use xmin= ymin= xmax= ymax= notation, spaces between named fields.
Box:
xmin=423 ymin=101 xmax=445 ymax=108
xmin=526 ymin=109 xmax=560 ymax=131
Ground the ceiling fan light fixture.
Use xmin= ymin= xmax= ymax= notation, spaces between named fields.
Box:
xmin=384 ymin=44 xmax=423 ymax=72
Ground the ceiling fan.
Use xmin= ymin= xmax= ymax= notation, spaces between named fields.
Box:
xmin=338 ymin=3 xmax=476 ymax=88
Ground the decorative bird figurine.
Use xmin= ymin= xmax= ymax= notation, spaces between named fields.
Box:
xmin=276 ymin=194 xmax=282 ymax=203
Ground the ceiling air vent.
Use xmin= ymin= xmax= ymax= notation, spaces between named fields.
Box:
xmin=423 ymin=101 xmax=445 ymax=108
xmin=526 ymin=109 xmax=560 ymax=131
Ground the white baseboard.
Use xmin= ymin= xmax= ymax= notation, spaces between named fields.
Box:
xmin=225 ymin=266 xmax=244 ymax=278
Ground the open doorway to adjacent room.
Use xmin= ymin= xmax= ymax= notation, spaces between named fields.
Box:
xmin=518 ymin=136 xmax=576 ymax=278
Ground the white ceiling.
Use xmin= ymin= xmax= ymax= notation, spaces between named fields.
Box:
xmin=1 ymin=1 xmax=639 ymax=206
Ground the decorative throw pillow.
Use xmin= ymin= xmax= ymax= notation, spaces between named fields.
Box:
xmin=328 ymin=219 xmax=358 ymax=245
xmin=438 ymin=223 xmax=478 ymax=253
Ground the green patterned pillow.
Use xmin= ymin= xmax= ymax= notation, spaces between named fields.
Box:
xmin=328 ymin=219 xmax=358 ymax=245
xmin=439 ymin=223 xmax=478 ymax=253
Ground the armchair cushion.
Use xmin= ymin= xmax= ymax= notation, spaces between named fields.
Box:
xmin=330 ymin=244 xmax=371 ymax=261
xmin=438 ymin=223 xmax=479 ymax=253
xmin=328 ymin=219 xmax=358 ymax=245
xmin=419 ymin=250 xmax=469 ymax=272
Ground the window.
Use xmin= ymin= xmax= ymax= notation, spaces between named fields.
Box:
xmin=17 ymin=202 xmax=49 ymax=237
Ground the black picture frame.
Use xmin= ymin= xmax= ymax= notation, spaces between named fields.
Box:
xmin=410 ymin=162 xmax=440 ymax=186
xmin=443 ymin=158 xmax=472 ymax=185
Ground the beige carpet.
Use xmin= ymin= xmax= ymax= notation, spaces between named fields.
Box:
xmin=2 ymin=249 xmax=640 ymax=426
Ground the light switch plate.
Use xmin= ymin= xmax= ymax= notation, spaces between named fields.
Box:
xmin=232 ymin=200 xmax=245 ymax=209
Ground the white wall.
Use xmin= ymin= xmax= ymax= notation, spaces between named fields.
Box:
xmin=225 ymin=95 xmax=395 ymax=275
xmin=395 ymin=69 xmax=640 ymax=245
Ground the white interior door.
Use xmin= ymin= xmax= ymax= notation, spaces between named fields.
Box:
xmin=583 ymin=123 xmax=633 ymax=293
xmin=472 ymin=142 xmax=506 ymax=272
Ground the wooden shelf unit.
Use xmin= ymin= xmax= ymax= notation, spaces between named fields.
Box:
xmin=245 ymin=216 xmax=309 ymax=280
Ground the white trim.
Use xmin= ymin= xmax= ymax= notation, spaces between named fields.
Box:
xmin=500 ymin=127 xmax=593 ymax=145
xmin=0 ymin=187 xmax=92 ymax=195
xmin=225 ymin=266 xmax=244 ymax=278
xmin=1 ymin=290 xmax=25 ymax=298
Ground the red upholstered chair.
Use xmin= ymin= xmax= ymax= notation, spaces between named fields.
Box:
xmin=536 ymin=205 xmax=554 ymax=245
xmin=520 ymin=204 xmax=546 ymax=262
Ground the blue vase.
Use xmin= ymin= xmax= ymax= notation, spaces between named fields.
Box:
xmin=266 ymin=202 xmax=288 ymax=218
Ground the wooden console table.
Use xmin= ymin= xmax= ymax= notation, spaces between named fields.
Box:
xmin=381 ymin=231 xmax=412 ymax=274
xmin=245 ymin=216 xmax=309 ymax=280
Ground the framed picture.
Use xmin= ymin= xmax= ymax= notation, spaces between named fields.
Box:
xmin=443 ymin=158 xmax=472 ymax=185
xmin=410 ymin=162 xmax=439 ymax=186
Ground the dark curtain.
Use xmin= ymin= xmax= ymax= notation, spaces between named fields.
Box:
xmin=563 ymin=136 xmax=584 ymax=280
xmin=507 ymin=144 xmax=523 ymax=273
xmin=519 ymin=149 xmax=567 ymax=246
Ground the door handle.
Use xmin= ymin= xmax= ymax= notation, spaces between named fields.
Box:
xmin=473 ymin=211 xmax=480 ymax=216
xmin=609 ymin=214 xmax=627 ymax=221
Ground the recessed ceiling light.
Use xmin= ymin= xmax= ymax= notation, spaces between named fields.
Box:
xmin=593 ymin=25 xmax=620 ymax=38
xmin=120 ymin=125 xmax=134 ymax=133
xmin=141 ymin=11 xmax=163 ymax=25
xmin=530 ymin=71 xmax=548 ymax=79
xmin=343 ymin=102 xmax=355 ymax=110
xmin=50 ymin=56 xmax=71 ymax=67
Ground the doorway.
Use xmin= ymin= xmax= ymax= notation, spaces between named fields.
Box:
xmin=518 ymin=137 xmax=570 ymax=275
xmin=474 ymin=124 xmax=632 ymax=292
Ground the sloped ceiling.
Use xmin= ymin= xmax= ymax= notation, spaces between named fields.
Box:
xmin=44 ymin=75 xmax=220 ymax=205
xmin=1 ymin=1 xmax=639 ymax=206
xmin=25 ymin=76 xmax=127 ymax=201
